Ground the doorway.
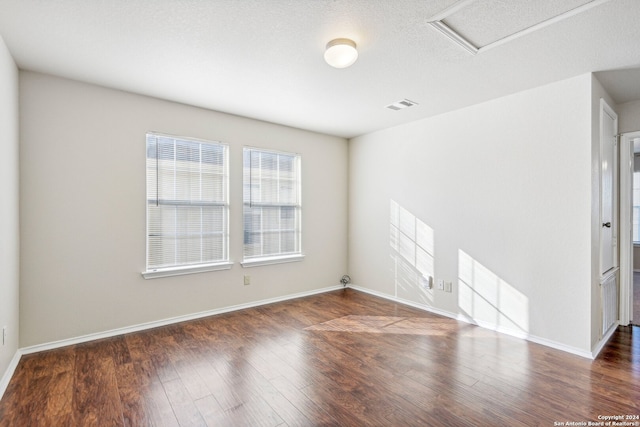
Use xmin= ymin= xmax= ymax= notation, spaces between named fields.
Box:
xmin=634 ymin=273 xmax=640 ymax=326
xmin=619 ymin=131 xmax=640 ymax=326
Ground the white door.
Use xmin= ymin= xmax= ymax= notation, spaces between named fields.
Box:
xmin=600 ymin=100 xmax=618 ymax=275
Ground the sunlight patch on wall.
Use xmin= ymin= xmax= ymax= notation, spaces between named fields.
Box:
xmin=458 ymin=249 xmax=529 ymax=334
xmin=390 ymin=200 xmax=434 ymax=305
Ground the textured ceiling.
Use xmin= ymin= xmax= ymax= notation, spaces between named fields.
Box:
xmin=442 ymin=0 xmax=595 ymax=47
xmin=0 ymin=0 xmax=639 ymax=138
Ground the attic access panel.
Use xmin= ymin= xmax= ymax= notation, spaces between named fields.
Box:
xmin=428 ymin=0 xmax=612 ymax=54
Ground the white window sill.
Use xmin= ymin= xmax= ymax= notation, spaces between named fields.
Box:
xmin=241 ymin=254 xmax=305 ymax=268
xmin=142 ymin=261 xmax=233 ymax=279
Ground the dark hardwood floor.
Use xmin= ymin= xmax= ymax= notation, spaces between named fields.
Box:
xmin=1 ymin=289 xmax=639 ymax=426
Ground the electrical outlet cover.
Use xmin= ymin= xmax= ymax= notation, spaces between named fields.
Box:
xmin=420 ymin=275 xmax=432 ymax=289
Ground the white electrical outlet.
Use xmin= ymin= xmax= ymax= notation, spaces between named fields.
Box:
xmin=2 ymin=326 xmax=6 ymax=346
xmin=244 ymin=275 xmax=251 ymax=286
xmin=437 ymin=279 xmax=445 ymax=290
xmin=444 ymin=282 xmax=452 ymax=293
xmin=420 ymin=275 xmax=433 ymax=289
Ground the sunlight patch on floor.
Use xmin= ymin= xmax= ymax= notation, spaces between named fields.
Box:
xmin=306 ymin=315 xmax=461 ymax=336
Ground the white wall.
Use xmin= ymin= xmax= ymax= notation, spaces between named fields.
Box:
xmin=349 ymin=74 xmax=594 ymax=353
xmin=19 ymin=71 xmax=348 ymax=347
xmin=0 ymin=36 xmax=20 ymax=383
xmin=617 ymin=99 xmax=640 ymax=134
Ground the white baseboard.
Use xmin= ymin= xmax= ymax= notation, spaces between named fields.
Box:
xmin=10 ymin=281 xmax=605 ymax=384
xmin=526 ymin=332 xmax=593 ymax=359
xmin=0 ymin=350 xmax=22 ymax=401
xmin=348 ymin=284 xmax=594 ymax=359
xmin=348 ymin=284 xmax=460 ymax=321
xmin=590 ymin=322 xmax=619 ymax=358
xmin=21 ymin=285 xmax=343 ymax=355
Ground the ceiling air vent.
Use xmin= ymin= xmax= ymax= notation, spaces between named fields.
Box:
xmin=386 ymin=99 xmax=418 ymax=111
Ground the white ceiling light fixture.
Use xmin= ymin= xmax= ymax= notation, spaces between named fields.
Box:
xmin=324 ymin=38 xmax=358 ymax=68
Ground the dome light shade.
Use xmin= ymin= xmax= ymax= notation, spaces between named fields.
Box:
xmin=324 ymin=38 xmax=358 ymax=68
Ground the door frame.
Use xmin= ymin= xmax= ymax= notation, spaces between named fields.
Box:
xmin=619 ymin=131 xmax=640 ymax=326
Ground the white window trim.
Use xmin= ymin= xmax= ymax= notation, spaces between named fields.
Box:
xmin=142 ymin=261 xmax=234 ymax=279
xmin=242 ymin=147 xmax=303 ymax=263
xmin=241 ymin=254 xmax=305 ymax=268
xmin=144 ymin=132 xmax=230 ymax=276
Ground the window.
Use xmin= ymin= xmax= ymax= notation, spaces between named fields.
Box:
xmin=144 ymin=133 xmax=230 ymax=278
xmin=242 ymin=148 xmax=303 ymax=266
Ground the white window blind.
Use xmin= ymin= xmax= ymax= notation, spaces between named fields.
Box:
xmin=243 ymin=148 xmax=301 ymax=261
xmin=146 ymin=133 xmax=229 ymax=273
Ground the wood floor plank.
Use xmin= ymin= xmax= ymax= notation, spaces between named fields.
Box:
xmin=0 ymin=347 xmax=76 ymax=425
xmin=219 ymin=354 xmax=311 ymax=427
xmin=132 ymin=359 xmax=180 ymax=427
xmin=195 ymin=360 xmax=245 ymax=412
xmin=297 ymin=331 xmax=450 ymax=426
xmin=73 ymin=346 xmax=125 ymax=426
xmin=2 ymin=289 xmax=640 ymax=426
xmin=43 ymin=370 xmax=76 ymax=425
xmin=193 ymin=395 xmax=223 ymax=427
xmin=269 ymin=375 xmax=340 ymax=426
xmin=196 ymin=394 xmax=284 ymax=427
xmin=164 ymin=341 xmax=213 ymax=402
xmin=298 ymin=381 xmax=376 ymax=427
xmin=115 ymin=362 xmax=152 ymax=427
xmin=18 ymin=372 xmax=55 ymax=425
xmin=0 ymin=361 xmax=36 ymax=426
xmin=162 ymin=378 xmax=208 ymax=427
